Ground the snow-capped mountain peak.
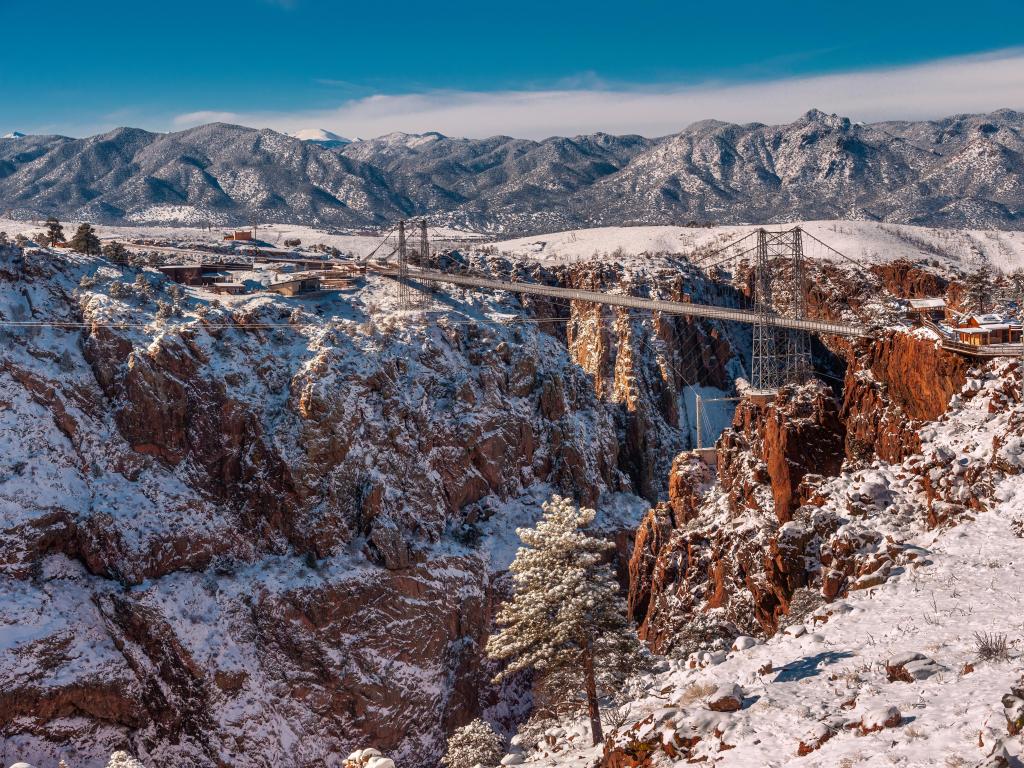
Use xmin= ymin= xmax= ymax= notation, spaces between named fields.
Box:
xmin=2 ymin=131 xmax=26 ymax=139
xmin=288 ymin=128 xmax=351 ymax=147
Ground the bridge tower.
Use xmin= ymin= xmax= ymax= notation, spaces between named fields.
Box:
xmin=419 ymin=219 xmax=429 ymax=267
xmin=751 ymin=227 xmax=813 ymax=393
xmin=785 ymin=227 xmax=812 ymax=385
xmin=396 ymin=219 xmax=417 ymax=312
xmin=396 ymin=219 xmax=429 ymax=311
xmin=751 ymin=228 xmax=785 ymax=393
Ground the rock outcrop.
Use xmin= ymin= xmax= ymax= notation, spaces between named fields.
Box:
xmin=627 ymin=381 xmax=851 ymax=650
xmin=869 ymin=259 xmax=950 ymax=299
xmin=720 ymin=383 xmax=845 ymax=522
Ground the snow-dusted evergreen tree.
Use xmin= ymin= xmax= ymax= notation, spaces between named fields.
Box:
xmin=963 ymin=266 xmax=995 ymax=314
xmin=486 ymin=495 xmax=644 ymax=746
xmin=441 ymin=718 xmax=505 ymax=768
xmin=69 ymin=223 xmax=102 ymax=255
xmin=44 ymin=216 xmax=65 ymax=245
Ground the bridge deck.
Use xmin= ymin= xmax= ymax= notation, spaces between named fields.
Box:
xmin=127 ymin=246 xmax=1022 ymax=356
xmin=391 ymin=266 xmax=870 ymax=337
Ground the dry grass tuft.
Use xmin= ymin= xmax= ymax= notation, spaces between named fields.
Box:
xmin=677 ymin=681 xmax=716 ymax=705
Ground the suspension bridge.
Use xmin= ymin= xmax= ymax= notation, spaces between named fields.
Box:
xmin=364 ymin=222 xmax=867 ymax=394
xmin=119 ymin=220 xmax=1024 ymax=396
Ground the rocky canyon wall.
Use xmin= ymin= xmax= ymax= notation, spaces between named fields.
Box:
xmin=1 ymin=251 xmax=737 ymax=768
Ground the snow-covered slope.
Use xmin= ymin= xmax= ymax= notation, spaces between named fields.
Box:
xmin=496 ymin=358 xmax=1024 ymax=767
xmin=489 ymin=221 xmax=1024 ymax=273
xmin=4 ymin=218 xmax=1021 ymax=275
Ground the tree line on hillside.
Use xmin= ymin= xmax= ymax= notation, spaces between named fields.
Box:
xmin=3 ymin=216 xmax=126 ymax=259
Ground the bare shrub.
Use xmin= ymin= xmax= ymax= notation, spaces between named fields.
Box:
xmin=601 ymin=704 xmax=633 ymax=731
xmin=974 ymin=631 xmax=1009 ymax=662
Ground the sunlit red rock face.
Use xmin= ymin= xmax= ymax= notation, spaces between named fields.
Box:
xmin=720 ymin=384 xmax=846 ymax=522
xmin=625 ymin=311 xmax=987 ymax=654
xmin=842 ymin=331 xmax=969 ymax=462
xmin=869 ymin=259 xmax=950 ymax=299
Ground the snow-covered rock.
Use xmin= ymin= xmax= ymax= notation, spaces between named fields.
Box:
xmin=105 ymin=754 xmax=145 ymax=768
xmin=732 ymin=635 xmax=758 ymax=651
xmin=707 ymin=683 xmax=743 ymax=712
xmin=859 ymin=705 xmax=902 ymax=733
xmin=886 ymin=652 xmax=945 ymax=682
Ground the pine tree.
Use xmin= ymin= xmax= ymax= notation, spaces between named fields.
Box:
xmin=69 ymin=223 xmax=102 ymax=255
xmin=103 ymin=240 xmax=128 ymax=262
xmin=442 ymin=718 xmax=505 ymax=768
xmin=486 ymin=495 xmax=645 ymax=746
xmin=962 ymin=266 xmax=995 ymax=315
xmin=45 ymin=216 xmax=65 ymax=244
xmin=1007 ymin=269 xmax=1024 ymax=307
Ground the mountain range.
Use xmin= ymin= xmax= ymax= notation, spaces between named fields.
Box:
xmin=1 ymin=109 xmax=1022 ymax=233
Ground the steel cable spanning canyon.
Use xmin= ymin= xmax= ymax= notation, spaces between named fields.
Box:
xmin=377 ymin=265 xmax=870 ymax=337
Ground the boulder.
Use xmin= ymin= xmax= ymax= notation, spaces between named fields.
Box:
xmin=859 ymin=706 xmax=901 ymax=733
xmin=732 ymin=636 xmax=757 ymax=651
xmin=707 ymin=684 xmax=743 ymax=712
xmin=796 ymin=722 xmax=834 ymax=755
xmin=886 ymin=652 xmax=944 ymax=682
xmin=1002 ymin=693 xmax=1024 ymax=736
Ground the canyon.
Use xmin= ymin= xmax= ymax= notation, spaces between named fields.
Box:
xmin=1 ymin=223 xmax=1022 ymax=768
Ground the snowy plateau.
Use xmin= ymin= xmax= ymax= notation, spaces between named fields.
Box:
xmin=0 ymin=216 xmax=1023 ymax=768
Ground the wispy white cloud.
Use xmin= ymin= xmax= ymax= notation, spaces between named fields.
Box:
xmin=167 ymin=48 xmax=1024 ymax=140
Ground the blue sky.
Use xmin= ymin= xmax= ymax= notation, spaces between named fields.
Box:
xmin=1 ymin=0 xmax=1023 ymax=137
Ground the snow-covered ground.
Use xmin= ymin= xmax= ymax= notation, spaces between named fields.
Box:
xmin=5 ymin=219 xmax=1024 ymax=273
xmin=0 ymin=219 xmax=487 ymax=259
xmin=513 ymin=505 xmax=1022 ymax=766
xmin=487 ymin=221 xmax=1024 ymax=273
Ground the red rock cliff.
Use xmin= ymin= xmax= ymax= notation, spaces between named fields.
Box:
xmin=842 ymin=331 xmax=969 ymax=462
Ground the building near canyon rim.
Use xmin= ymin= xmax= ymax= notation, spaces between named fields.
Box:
xmin=906 ymin=296 xmax=948 ymax=323
xmin=953 ymin=314 xmax=1023 ymax=346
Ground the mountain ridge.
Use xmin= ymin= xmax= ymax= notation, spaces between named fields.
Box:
xmin=1 ymin=109 xmax=1022 ymax=232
